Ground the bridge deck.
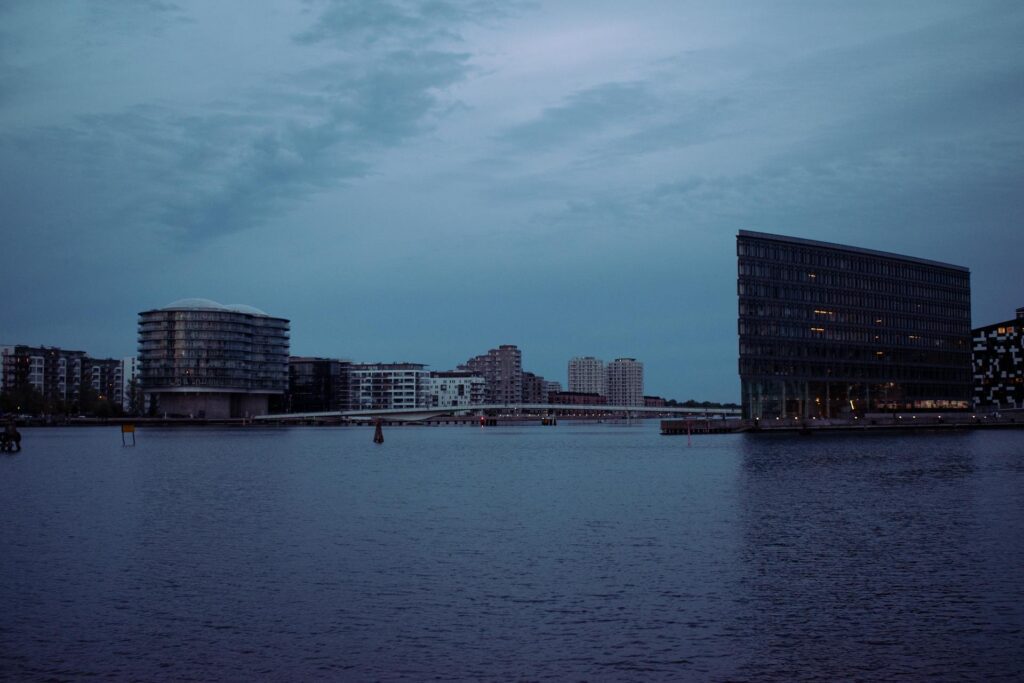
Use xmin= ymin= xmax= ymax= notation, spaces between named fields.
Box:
xmin=254 ymin=404 xmax=741 ymax=421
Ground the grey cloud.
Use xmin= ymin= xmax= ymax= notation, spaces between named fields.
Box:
xmin=1 ymin=6 xmax=473 ymax=246
xmin=151 ymin=49 xmax=468 ymax=242
xmin=296 ymin=0 xmax=515 ymax=48
xmin=497 ymin=82 xmax=657 ymax=150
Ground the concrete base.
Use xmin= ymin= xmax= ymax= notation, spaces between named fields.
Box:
xmin=152 ymin=392 xmax=270 ymax=419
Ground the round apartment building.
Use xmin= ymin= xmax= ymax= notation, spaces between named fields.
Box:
xmin=138 ymin=299 xmax=289 ymax=419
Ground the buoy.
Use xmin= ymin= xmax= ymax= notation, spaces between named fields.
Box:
xmin=373 ymin=418 xmax=384 ymax=444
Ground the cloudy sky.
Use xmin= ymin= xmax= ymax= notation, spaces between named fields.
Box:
xmin=1 ymin=1 xmax=1021 ymax=401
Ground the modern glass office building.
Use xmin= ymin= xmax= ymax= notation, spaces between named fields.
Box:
xmin=138 ymin=299 xmax=290 ymax=418
xmin=972 ymin=307 xmax=1024 ymax=410
xmin=737 ymin=231 xmax=972 ymax=419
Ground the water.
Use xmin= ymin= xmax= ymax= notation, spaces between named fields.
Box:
xmin=1 ymin=423 xmax=1022 ymax=681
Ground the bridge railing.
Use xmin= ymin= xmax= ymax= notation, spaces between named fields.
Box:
xmin=253 ymin=403 xmax=741 ymax=421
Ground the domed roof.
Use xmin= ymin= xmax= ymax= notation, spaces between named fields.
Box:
xmin=225 ymin=303 xmax=268 ymax=316
xmin=164 ymin=298 xmax=226 ymax=311
xmin=162 ymin=298 xmax=270 ymax=316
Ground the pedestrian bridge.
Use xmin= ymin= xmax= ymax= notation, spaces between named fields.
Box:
xmin=254 ymin=403 xmax=741 ymax=423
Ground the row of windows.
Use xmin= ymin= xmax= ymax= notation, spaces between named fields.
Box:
xmin=739 ymin=341 xmax=968 ymax=365
xmin=737 ymin=239 xmax=969 ymax=288
xmin=140 ymin=337 xmax=290 ymax=348
xmin=740 ymin=359 xmax=971 ymax=384
xmin=145 ymin=377 xmax=286 ymax=389
xmin=741 ymin=262 xmax=962 ymax=301
xmin=140 ymin=320 xmax=289 ymax=333
xmin=738 ymin=281 xmax=970 ymax=319
xmin=738 ymin=302 xmax=968 ymax=335
xmin=739 ymin=321 xmax=969 ymax=349
xmin=738 ymin=261 xmax=968 ymax=302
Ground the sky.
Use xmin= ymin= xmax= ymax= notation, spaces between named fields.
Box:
xmin=1 ymin=1 xmax=1022 ymax=402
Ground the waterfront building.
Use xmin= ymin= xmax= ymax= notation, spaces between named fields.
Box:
xmin=737 ymin=230 xmax=972 ymax=419
xmin=349 ymin=362 xmax=428 ymax=410
xmin=121 ymin=357 xmax=141 ymax=414
xmin=606 ymin=358 xmax=644 ymax=406
xmin=544 ymin=380 xmax=562 ymax=398
xmin=0 ymin=345 xmax=127 ymax=414
xmin=972 ymin=307 xmax=1024 ymax=410
xmin=644 ymin=396 xmax=667 ymax=408
xmin=84 ymin=357 xmax=123 ymax=408
xmin=521 ymin=371 xmax=549 ymax=404
xmin=549 ymin=391 xmax=607 ymax=405
xmin=568 ymin=356 xmax=606 ymax=396
xmin=460 ymin=345 xmax=522 ymax=404
xmin=138 ymin=299 xmax=290 ymax=419
xmin=427 ymin=371 xmax=485 ymax=410
xmin=1 ymin=345 xmax=85 ymax=408
xmin=288 ymin=357 xmax=352 ymax=413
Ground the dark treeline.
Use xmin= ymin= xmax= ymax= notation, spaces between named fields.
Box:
xmin=666 ymin=399 xmax=741 ymax=409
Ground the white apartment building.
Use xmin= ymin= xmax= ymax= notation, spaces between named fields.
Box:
xmin=121 ymin=356 xmax=140 ymax=413
xmin=606 ymin=358 xmax=644 ymax=406
xmin=350 ymin=363 xmax=428 ymax=410
xmin=427 ymin=371 xmax=485 ymax=410
xmin=568 ymin=356 xmax=607 ymax=396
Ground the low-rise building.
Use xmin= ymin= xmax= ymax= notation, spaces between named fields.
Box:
xmin=549 ymin=391 xmax=607 ymax=405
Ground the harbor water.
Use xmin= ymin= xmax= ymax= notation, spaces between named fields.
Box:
xmin=1 ymin=424 xmax=1022 ymax=680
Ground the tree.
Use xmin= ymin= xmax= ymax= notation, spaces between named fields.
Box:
xmin=0 ymin=386 xmax=45 ymax=416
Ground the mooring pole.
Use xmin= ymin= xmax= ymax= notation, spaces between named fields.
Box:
xmin=373 ymin=418 xmax=384 ymax=444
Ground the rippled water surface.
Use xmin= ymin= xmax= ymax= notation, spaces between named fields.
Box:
xmin=2 ymin=424 xmax=1022 ymax=680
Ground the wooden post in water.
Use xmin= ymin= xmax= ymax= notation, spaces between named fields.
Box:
xmin=373 ymin=418 xmax=384 ymax=444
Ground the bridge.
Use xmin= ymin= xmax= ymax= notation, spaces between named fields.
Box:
xmin=253 ymin=403 xmax=741 ymax=423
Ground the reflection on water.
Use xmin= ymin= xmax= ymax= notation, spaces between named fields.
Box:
xmin=732 ymin=434 xmax=1021 ymax=679
xmin=0 ymin=425 xmax=1021 ymax=680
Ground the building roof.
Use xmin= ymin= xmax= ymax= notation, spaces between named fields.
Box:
xmin=154 ymin=298 xmax=274 ymax=317
xmin=738 ymin=230 xmax=970 ymax=273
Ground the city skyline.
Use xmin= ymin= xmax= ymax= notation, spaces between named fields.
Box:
xmin=2 ymin=2 xmax=1022 ymax=403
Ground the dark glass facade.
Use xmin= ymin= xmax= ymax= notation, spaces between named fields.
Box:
xmin=138 ymin=300 xmax=289 ymax=418
xmin=139 ymin=307 xmax=289 ymax=392
xmin=737 ymin=231 xmax=971 ymax=419
xmin=288 ymin=357 xmax=352 ymax=412
xmin=972 ymin=308 xmax=1024 ymax=410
